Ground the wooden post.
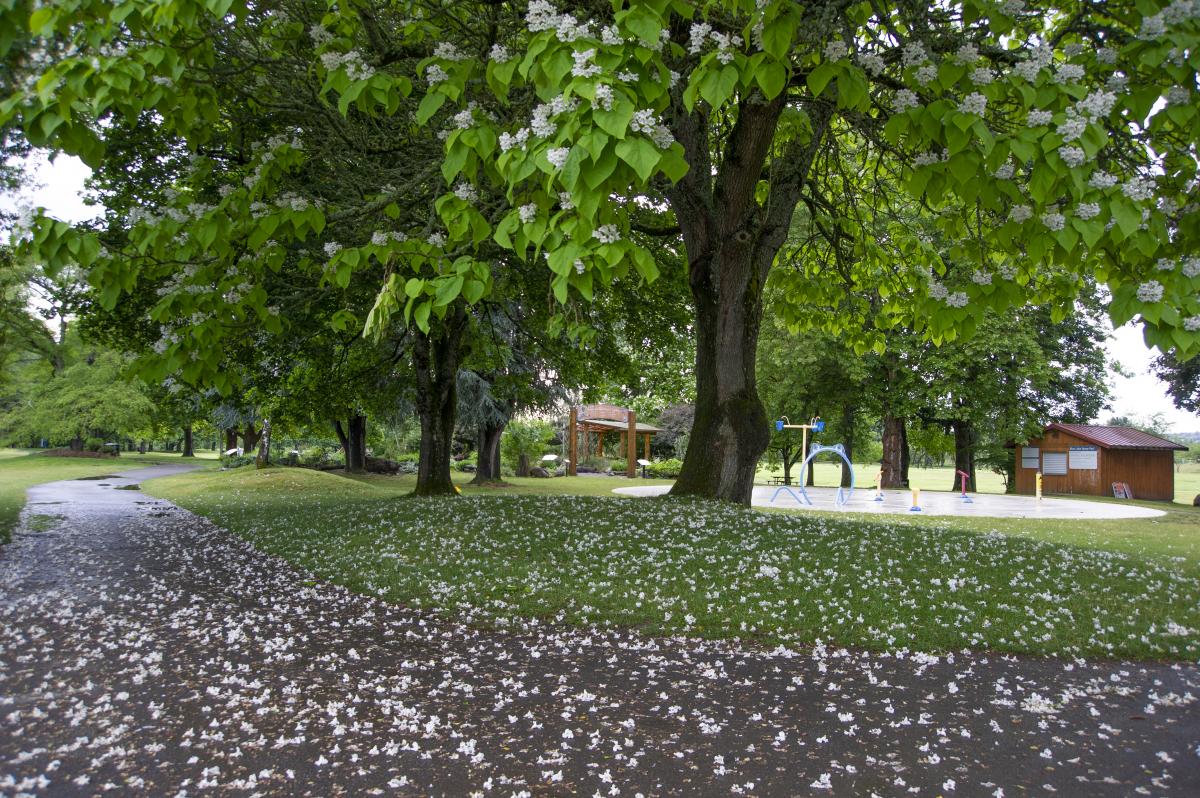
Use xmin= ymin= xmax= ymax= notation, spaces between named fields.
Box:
xmin=627 ymin=410 xmax=637 ymax=478
xmin=643 ymin=433 xmax=650 ymax=461
xmin=568 ymin=406 xmax=577 ymax=476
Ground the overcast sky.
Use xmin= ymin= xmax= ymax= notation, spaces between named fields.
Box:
xmin=6 ymin=152 xmax=1199 ymax=434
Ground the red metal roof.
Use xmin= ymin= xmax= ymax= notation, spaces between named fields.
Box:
xmin=1046 ymin=423 xmax=1187 ymax=450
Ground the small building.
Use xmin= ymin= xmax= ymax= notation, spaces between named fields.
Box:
xmin=1014 ymin=423 xmax=1185 ymax=501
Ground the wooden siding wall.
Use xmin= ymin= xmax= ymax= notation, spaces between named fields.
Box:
xmin=1013 ymin=428 xmax=1176 ymax=501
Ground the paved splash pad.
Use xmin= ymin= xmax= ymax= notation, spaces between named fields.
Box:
xmin=612 ymin=484 xmax=1166 ymax=520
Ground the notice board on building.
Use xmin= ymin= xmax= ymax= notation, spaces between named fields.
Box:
xmin=1069 ymin=445 xmax=1098 ymax=470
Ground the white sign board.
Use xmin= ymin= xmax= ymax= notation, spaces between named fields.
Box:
xmin=1069 ymin=446 xmax=1098 ymax=470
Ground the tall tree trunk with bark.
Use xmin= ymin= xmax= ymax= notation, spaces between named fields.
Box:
xmin=412 ymin=307 xmax=467 ymax=496
xmin=471 ymin=422 xmax=506 ymax=484
xmin=242 ymin=423 xmax=260 ymax=453
xmin=181 ymin=425 xmax=194 ymax=457
xmin=224 ymin=428 xmax=237 ymax=453
xmin=881 ymin=412 xmax=906 ymax=489
xmin=255 ymin=418 xmax=271 ymax=468
xmin=666 ymin=88 xmax=832 ymax=504
xmin=951 ymin=419 xmax=977 ymax=492
xmin=335 ymin=416 xmax=368 ymax=472
xmin=901 ymin=422 xmax=911 ymax=487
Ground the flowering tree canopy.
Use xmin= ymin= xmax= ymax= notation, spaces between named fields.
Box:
xmin=3 ymin=0 xmax=1199 ymax=502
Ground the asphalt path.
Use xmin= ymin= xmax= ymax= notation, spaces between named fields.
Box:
xmin=2 ymin=466 xmax=1198 ymax=796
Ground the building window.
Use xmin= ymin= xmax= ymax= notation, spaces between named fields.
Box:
xmin=1042 ymin=451 xmax=1068 ymax=476
xmin=1021 ymin=447 xmax=1040 ymax=470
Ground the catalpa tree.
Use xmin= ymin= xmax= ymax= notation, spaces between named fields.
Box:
xmin=5 ymin=0 xmax=1200 ymax=504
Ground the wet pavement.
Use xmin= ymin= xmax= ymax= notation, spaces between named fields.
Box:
xmin=1 ymin=466 xmax=1198 ymax=796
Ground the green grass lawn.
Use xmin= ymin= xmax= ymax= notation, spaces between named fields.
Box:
xmin=145 ymin=466 xmax=1200 ymax=660
xmin=0 ymin=449 xmax=216 ymax=543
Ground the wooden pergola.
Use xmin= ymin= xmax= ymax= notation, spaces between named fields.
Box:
xmin=567 ymin=404 xmax=662 ymax=478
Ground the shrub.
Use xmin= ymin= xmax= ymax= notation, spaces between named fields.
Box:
xmin=610 ymin=458 xmax=627 ymax=473
xmin=299 ymin=446 xmax=328 ymax=466
xmin=220 ymin=454 xmax=255 ymax=469
xmin=646 ymin=458 xmax=684 ymax=479
xmin=84 ymin=436 xmax=105 ymax=452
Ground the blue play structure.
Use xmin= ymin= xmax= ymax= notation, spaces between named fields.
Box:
xmin=768 ymin=439 xmax=854 ymax=506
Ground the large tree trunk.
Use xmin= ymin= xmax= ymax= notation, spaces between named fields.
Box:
xmin=224 ymin=428 xmax=238 ymax=453
xmin=840 ymin=404 xmax=855 ymax=489
xmin=242 ymin=423 xmax=260 ymax=453
xmin=412 ymin=307 xmax=467 ymax=496
xmin=255 ymin=418 xmax=271 ymax=468
xmin=901 ymin=421 xmax=911 ymax=486
xmin=665 ymin=84 xmax=832 ymax=505
xmin=779 ymin=443 xmax=797 ymax=485
xmin=181 ymin=425 xmax=195 ymax=458
xmin=881 ymin=413 xmax=906 ymax=489
xmin=336 ymin=416 xmax=368 ymax=472
xmin=951 ymin=419 xmax=977 ymax=492
xmin=471 ymin=422 xmax=506 ymax=484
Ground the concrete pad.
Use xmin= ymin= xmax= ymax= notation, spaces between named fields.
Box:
xmin=611 ymin=484 xmax=1166 ymax=520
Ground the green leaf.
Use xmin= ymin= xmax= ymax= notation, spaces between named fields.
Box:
xmin=806 ymin=62 xmax=838 ymax=98
xmin=462 ymin=279 xmax=486 ymax=304
xmin=413 ymin=300 xmax=431 ymax=331
xmin=615 ymin=137 xmax=660 ymax=183
xmin=755 ymin=61 xmax=787 ymax=99
xmin=416 ymin=91 xmax=446 ymax=125
xmin=698 ymin=64 xmax=738 ymax=108
xmin=594 ymin=102 xmax=635 ymax=139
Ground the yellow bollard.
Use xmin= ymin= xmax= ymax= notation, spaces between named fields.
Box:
xmin=1035 ymin=472 xmax=1042 ymax=500
xmin=909 ymin=487 xmax=921 ymax=512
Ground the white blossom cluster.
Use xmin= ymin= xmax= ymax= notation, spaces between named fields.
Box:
xmin=913 ymin=149 xmax=947 ymax=167
xmin=956 ymin=43 xmax=980 ymax=63
xmin=857 ymin=52 xmax=885 ymax=76
xmin=689 ymin=21 xmax=743 ymax=64
xmin=1009 ymin=204 xmax=1033 ymax=223
xmin=433 ymin=42 xmax=466 ymax=61
xmin=894 ymin=89 xmax=921 ymax=112
xmin=823 ymin=40 xmax=849 ymax=62
xmin=319 ymin=49 xmax=374 ymax=82
xmin=902 ymin=41 xmax=928 ymax=66
xmin=1041 ymin=211 xmax=1066 ymax=231
xmin=371 ymin=230 xmax=408 ymax=246
xmin=571 ymin=49 xmax=601 ymax=78
xmin=527 ymin=0 xmax=594 ymax=43
xmin=518 ymin=203 xmax=538 ymax=223
xmin=489 ymin=44 xmax=511 ymax=62
xmin=1185 ymin=315 xmax=1200 ymax=331
xmin=972 ymin=270 xmax=993 ymax=285
xmin=1122 ymin=177 xmax=1156 ymax=202
xmin=1139 ymin=1 xmax=1200 ymax=40
xmin=970 ymin=67 xmax=994 ymax=85
xmin=1053 ymin=63 xmax=1085 ymax=85
xmin=945 ymin=291 xmax=969 ymax=307
xmin=1136 ymin=280 xmax=1164 ymax=302
xmin=1027 ymin=109 xmax=1052 ymax=127
xmin=1076 ymin=202 xmax=1101 ymax=220
xmin=927 ymin=281 xmax=948 ymax=300
xmin=958 ymin=92 xmax=987 ymax=116
xmin=1088 ymin=171 xmax=1118 ymax=190
xmin=994 ymin=162 xmax=1015 ymax=180
xmin=915 ymin=64 xmax=938 ymax=86
xmin=1014 ymin=43 xmax=1052 ymax=81
xmin=1058 ymin=146 xmax=1086 ymax=168
xmin=454 ymin=181 xmax=479 ymax=202
xmin=1167 ymin=86 xmax=1191 ymax=105
xmin=426 ymin=64 xmax=449 ymax=85
xmin=1000 ymin=0 xmax=1027 ymax=14
xmin=1183 ymin=257 xmax=1200 ymax=278
xmin=546 ymin=147 xmax=570 ymax=169
xmin=630 ymin=109 xmax=674 ymax=148
xmin=594 ymin=83 xmax=614 ymax=111
xmin=593 ymin=224 xmax=620 ymax=244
